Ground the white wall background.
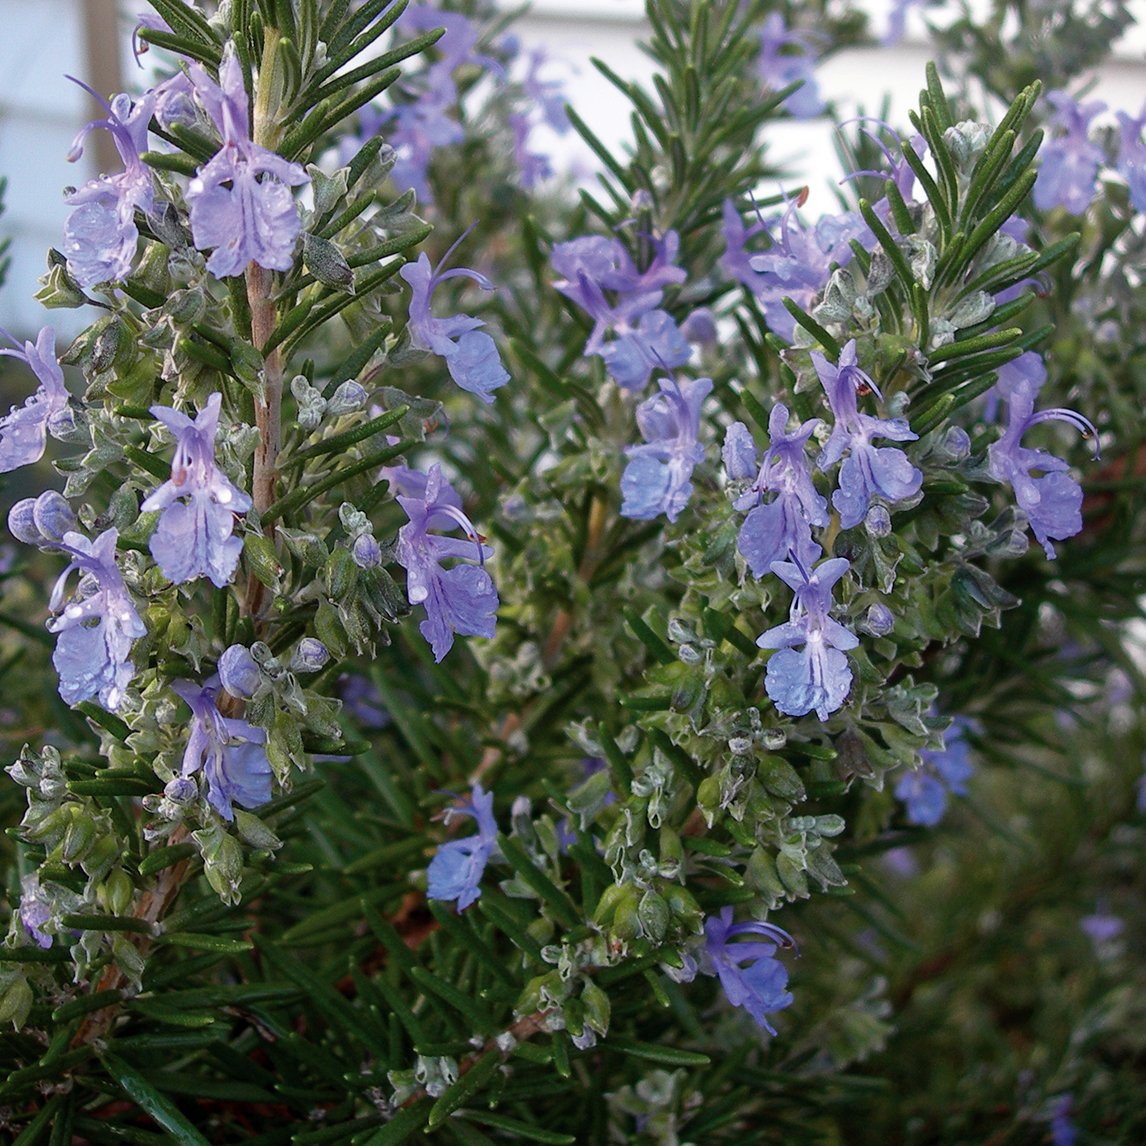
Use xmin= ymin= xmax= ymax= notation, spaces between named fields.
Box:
xmin=0 ymin=0 xmax=1143 ymax=337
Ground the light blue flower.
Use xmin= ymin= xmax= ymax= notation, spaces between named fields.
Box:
xmin=400 ymin=233 xmax=510 ymax=403
xmin=427 ymin=783 xmax=498 ymax=911
xmin=723 ymin=403 xmax=826 ymax=578
xmin=699 ymin=907 xmax=795 ymax=1034
xmin=47 ymin=528 xmax=146 ymax=712
xmin=814 ymin=340 xmax=921 ymax=529
xmin=757 ymin=556 xmax=857 ymax=721
xmin=396 ymin=464 xmax=498 ymax=662
xmin=172 ymin=678 xmax=273 ymax=822
xmin=1033 ymin=91 xmax=1106 ymax=214
xmin=141 ymin=393 xmax=252 ymax=587
xmin=986 ymin=362 xmax=1097 ymax=558
xmin=621 ymin=375 xmax=711 ymax=522
xmin=0 ymin=327 xmax=70 ymax=474
xmin=185 ymin=44 xmax=309 ymax=277
xmin=895 ymin=716 xmax=975 ymax=826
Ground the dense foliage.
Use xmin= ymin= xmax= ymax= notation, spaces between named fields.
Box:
xmin=0 ymin=0 xmax=1143 ymax=1142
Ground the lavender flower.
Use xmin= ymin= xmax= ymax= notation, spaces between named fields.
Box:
xmin=141 ymin=393 xmax=252 ymax=587
xmin=698 ymin=907 xmax=795 ymax=1034
xmin=620 ymin=375 xmax=712 ymax=522
xmin=185 ymin=44 xmax=309 ymax=277
xmin=1116 ymin=101 xmax=1146 ymax=213
xmin=986 ymin=361 xmax=1097 ymax=558
xmin=551 ymin=232 xmax=690 ymax=389
xmin=1033 ymin=92 xmax=1106 ymax=215
xmin=63 ymin=85 xmax=156 ymax=288
xmin=395 ymin=464 xmax=498 ymax=662
xmin=757 ymin=14 xmax=823 ymax=119
xmin=172 ymin=679 xmax=273 ymax=822
xmin=399 ymin=233 xmax=510 ymax=403
xmin=723 ymin=404 xmax=826 ymax=578
xmin=0 ymin=327 xmax=70 ymax=473
xmin=814 ymin=340 xmax=922 ymax=529
xmin=385 ymin=97 xmax=465 ymax=202
xmin=895 ymin=716 xmax=974 ymax=826
xmin=883 ymin=0 xmax=926 ymax=46
xmin=757 ymin=556 xmax=857 ymax=721
xmin=724 ymin=197 xmax=865 ymax=341
xmin=47 ymin=529 xmax=146 ymax=711
xmin=426 ymin=782 xmax=498 ymax=911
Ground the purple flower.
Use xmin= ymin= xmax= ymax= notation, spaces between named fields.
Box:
xmin=551 ymin=232 xmax=690 ymax=388
xmin=185 ymin=44 xmax=309 ymax=277
xmin=814 ymin=340 xmax=922 ymax=529
xmin=895 ymin=716 xmax=974 ymax=826
xmin=723 ymin=404 xmax=827 ymax=578
xmin=1048 ymin=1095 xmax=1077 ymax=1146
xmin=758 ymin=14 xmax=823 ymax=119
xmin=141 ymin=393 xmax=252 ymax=587
xmin=620 ymin=375 xmax=711 ymax=522
xmin=1080 ymin=911 xmax=1124 ymax=946
xmin=0 ymin=327 xmax=70 ymax=473
xmin=986 ymin=361 xmax=1097 ymax=558
xmin=724 ymin=197 xmax=865 ymax=341
xmin=426 ymin=782 xmax=498 ymax=911
xmin=395 ymin=464 xmax=498 ymax=662
xmin=47 ymin=528 xmax=146 ymax=711
xmin=520 ymin=47 xmax=569 ymax=134
xmin=757 ymin=556 xmax=858 ymax=721
xmin=698 ymin=907 xmax=795 ymax=1034
xmin=1033 ymin=92 xmax=1106 ymax=215
xmin=1116 ymin=101 xmax=1146 ymax=213
xmin=884 ymin=0 xmax=926 ymax=46
xmin=18 ymin=873 xmax=54 ymax=949
xmin=173 ymin=679 xmax=272 ymax=821
xmin=63 ymin=84 xmax=156 ymax=288
xmin=399 ymin=233 xmax=510 ymax=403
xmin=983 ymin=349 xmax=1044 ymax=424
xmin=385 ymin=96 xmax=464 ymax=202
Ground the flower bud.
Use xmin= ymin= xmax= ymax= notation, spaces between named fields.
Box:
xmin=865 ymin=504 xmax=892 ymax=538
xmin=351 ymin=533 xmax=381 ymax=569
xmin=941 ymin=425 xmax=971 ymax=461
xmin=218 ymin=644 xmax=261 ymax=700
xmin=326 ymin=380 xmax=368 ymax=416
xmin=291 ymin=637 xmax=330 ymax=673
xmin=680 ymin=307 xmax=717 ymax=347
xmin=164 ymin=776 xmax=198 ymax=805
xmin=863 ymin=603 xmax=895 ymax=637
xmin=7 ymin=499 xmax=40 ymax=545
xmin=32 ymin=491 xmax=77 ymax=542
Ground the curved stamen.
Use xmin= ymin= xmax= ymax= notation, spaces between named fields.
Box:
xmin=431 ymin=503 xmax=488 ymax=564
xmin=430 ymin=222 xmax=480 ymax=286
xmin=1027 ymin=407 xmax=1101 ymax=459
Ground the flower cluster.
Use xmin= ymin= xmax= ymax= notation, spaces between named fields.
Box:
xmin=895 ymin=717 xmax=975 ymax=826
xmin=552 ymin=231 xmax=691 ymax=391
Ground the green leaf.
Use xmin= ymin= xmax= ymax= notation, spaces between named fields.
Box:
xmin=458 ymin=1111 xmax=575 ymax=1144
xmin=100 ymin=1053 xmax=211 ymax=1145
xmin=357 ymin=1102 xmax=430 ymax=1146
xmin=606 ymin=1036 xmax=711 ymax=1066
xmin=498 ymin=835 xmax=582 ymax=929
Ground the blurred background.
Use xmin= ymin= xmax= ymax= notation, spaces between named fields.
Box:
xmin=1 ymin=0 xmax=1144 ymax=339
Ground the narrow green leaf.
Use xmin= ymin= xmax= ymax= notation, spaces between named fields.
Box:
xmin=60 ymin=914 xmax=153 ymax=934
xmin=780 ymin=298 xmax=842 ymax=358
xmin=290 ymin=405 xmax=410 ymax=462
xmin=357 ymin=1102 xmax=430 ymax=1146
xmin=497 ymin=836 xmax=581 ymax=929
xmin=623 ymin=608 xmax=675 ymax=665
xmin=51 ymin=989 xmax=123 ymax=1024
xmin=100 ymin=1052 xmax=211 ymax=1145
xmin=408 ymin=966 xmax=497 ymax=1034
xmin=607 ymin=1036 xmax=711 ymax=1066
xmin=459 ymin=1111 xmax=575 ymax=1144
